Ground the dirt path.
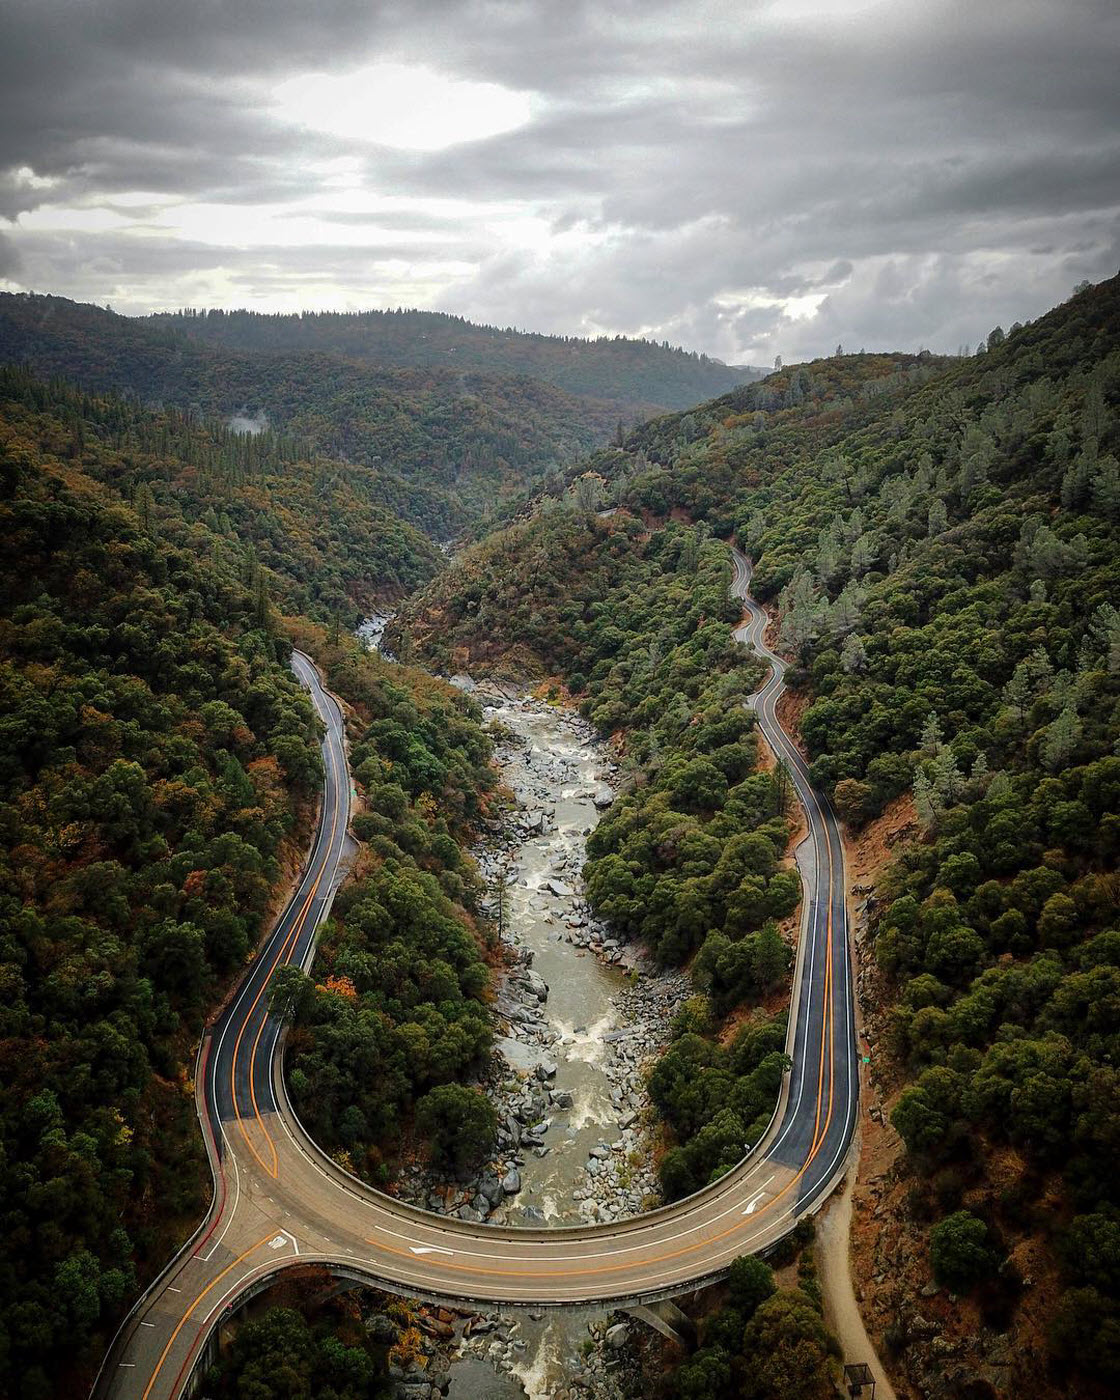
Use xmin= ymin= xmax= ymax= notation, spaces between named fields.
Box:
xmin=817 ymin=1164 xmax=897 ymax=1400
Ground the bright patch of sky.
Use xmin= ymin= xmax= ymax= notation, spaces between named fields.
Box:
xmin=271 ymin=63 xmax=535 ymax=151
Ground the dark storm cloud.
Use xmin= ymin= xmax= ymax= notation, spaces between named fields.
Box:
xmin=1 ymin=0 xmax=1118 ymax=359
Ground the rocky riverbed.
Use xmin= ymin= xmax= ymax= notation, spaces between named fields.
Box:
xmin=357 ymin=610 xmax=395 ymax=653
xmin=390 ymin=688 xmax=689 ymax=1400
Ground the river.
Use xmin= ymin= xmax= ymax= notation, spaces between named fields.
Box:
xmin=442 ymin=694 xmax=686 ymax=1400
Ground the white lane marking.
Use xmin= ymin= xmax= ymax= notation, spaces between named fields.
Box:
xmin=119 ymin=1362 xmax=136 ymax=1368
xmin=167 ymin=1287 xmax=182 ymax=1293
xmin=410 ymin=1245 xmax=454 ymax=1256
xmin=202 ymin=1137 xmax=241 ymax=1262
xmin=139 ymin=1321 xmax=156 ymax=1328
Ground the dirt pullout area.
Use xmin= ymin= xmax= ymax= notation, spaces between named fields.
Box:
xmin=775 ymin=686 xmax=812 ymax=764
xmin=843 ymin=796 xmax=1079 ymax=1400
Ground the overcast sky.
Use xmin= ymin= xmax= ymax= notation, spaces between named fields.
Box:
xmin=1 ymin=0 xmax=1117 ymax=363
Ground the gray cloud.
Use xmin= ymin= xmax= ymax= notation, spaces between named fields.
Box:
xmin=1 ymin=0 xmax=1118 ymax=361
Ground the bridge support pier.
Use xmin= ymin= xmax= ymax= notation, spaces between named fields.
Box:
xmin=623 ymin=1299 xmax=697 ymax=1351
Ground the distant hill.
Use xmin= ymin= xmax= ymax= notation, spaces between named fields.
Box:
xmin=0 ymin=294 xmax=630 ymax=531
xmin=0 ymin=365 xmax=444 ymax=618
xmin=146 ymin=306 xmax=765 ymax=413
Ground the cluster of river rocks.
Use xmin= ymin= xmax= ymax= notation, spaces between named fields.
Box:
xmin=373 ymin=1302 xmax=650 ymax=1400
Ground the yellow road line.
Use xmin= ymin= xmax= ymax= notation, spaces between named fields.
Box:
xmin=232 ymin=706 xmax=341 ymax=1178
xmin=141 ymin=1233 xmax=273 ymax=1400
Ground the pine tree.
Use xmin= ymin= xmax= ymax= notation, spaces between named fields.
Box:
xmin=919 ymin=712 xmax=943 ymax=754
xmin=1090 ymin=603 xmax=1120 ymax=673
xmin=931 ymin=745 xmax=963 ymax=805
xmin=841 ymin=633 xmax=868 ymax=673
xmin=913 ymin=768 xmax=937 ymax=831
xmin=1040 ymin=706 xmax=1081 ymax=772
xmin=1091 ymin=455 xmax=1120 ymax=520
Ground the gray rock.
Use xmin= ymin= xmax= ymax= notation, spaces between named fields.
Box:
xmin=501 ymin=1169 xmax=522 ymax=1195
xmin=479 ymin=1175 xmax=504 ymax=1206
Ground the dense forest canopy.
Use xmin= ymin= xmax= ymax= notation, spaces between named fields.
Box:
xmin=275 ymin=625 xmax=499 ymax=1183
xmin=393 ymin=274 xmax=1120 ymax=1392
xmin=4 ymin=263 xmax=1118 ymax=1398
xmin=0 ymin=421 xmax=323 ymax=1397
xmin=146 ymin=305 xmax=763 ymax=412
xmin=0 ymin=382 xmax=502 ymax=1394
xmin=0 ymin=367 xmax=443 ymax=622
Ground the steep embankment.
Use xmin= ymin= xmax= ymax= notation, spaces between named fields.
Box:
xmin=393 ymin=274 xmax=1120 ymax=1398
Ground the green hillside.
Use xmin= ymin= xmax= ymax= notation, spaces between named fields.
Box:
xmin=0 ymin=294 xmax=626 ymax=528
xmin=0 ymin=367 xmax=444 ymax=621
xmin=393 ymin=275 xmax=1120 ymax=1393
xmin=148 ymin=305 xmax=762 ymax=412
xmin=0 ymin=378 xmax=500 ymax=1397
xmin=0 ymin=423 xmax=323 ymax=1397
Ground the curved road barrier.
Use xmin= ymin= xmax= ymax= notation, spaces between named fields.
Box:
xmin=96 ymin=559 xmax=858 ymax=1400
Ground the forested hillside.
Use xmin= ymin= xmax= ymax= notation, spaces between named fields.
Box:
xmin=392 ymin=275 xmax=1120 ymax=1394
xmin=0 ymin=424 xmax=323 ymax=1397
xmin=0 ymin=295 xmax=632 ymax=527
xmin=0 ymin=367 xmax=443 ymax=621
xmin=148 ymin=306 xmax=762 ymax=413
xmin=272 ymin=626 xmax=499 ymax=1184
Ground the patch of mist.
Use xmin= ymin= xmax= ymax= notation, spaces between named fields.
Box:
xmin=228 ymin=409 xmax=268 ymax=435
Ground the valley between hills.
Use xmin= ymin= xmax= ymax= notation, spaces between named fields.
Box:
xmin=1 ymin=275 xmax=1118 ymax=1400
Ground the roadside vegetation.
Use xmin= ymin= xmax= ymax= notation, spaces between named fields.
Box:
xmin=204 ymin=1282 xmax=397 ymax=1400
xmin=667 ymin=1245 xmax=840 ymax=1400
xmin=273 ymin=627 xmax=500 ymax=1183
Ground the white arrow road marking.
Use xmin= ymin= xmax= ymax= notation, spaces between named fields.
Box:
xmin=741 ymin=1174 xmax=775 ymax=1215
xmin=410 ymin=1245 xmax=454 ymax=1256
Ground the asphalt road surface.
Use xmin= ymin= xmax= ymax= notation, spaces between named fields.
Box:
xmin=95 ymin=557 xmax=858 ymax=1400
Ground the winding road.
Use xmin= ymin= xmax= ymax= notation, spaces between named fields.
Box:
xmin=95 ymin=551 xmax=859 ymax=1400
